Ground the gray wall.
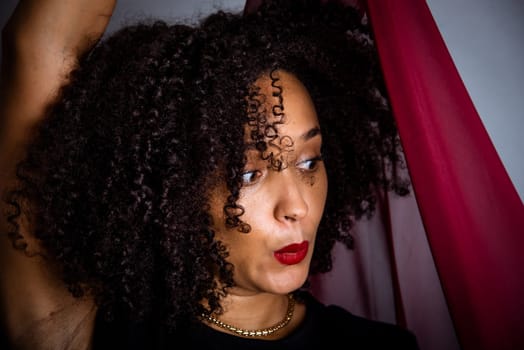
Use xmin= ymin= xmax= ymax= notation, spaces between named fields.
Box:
xmin=426 ymin=0 xmax=524 ymax=202
xmin=1 ymin=0 xmax=523 ymax=202
xmin=106 ymin=0 xmax=245 ymax=33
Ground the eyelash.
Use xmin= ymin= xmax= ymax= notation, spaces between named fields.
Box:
xmin=241 ymin=170 xmax=263 ymax=185
xmin=241 ymin=155 xmax=323 ymax=185
xmin=296 ymin=155 xmax=323 ymax=172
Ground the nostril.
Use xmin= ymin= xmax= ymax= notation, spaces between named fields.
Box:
xmin=284 ymin=215 xmax=297 ymax=221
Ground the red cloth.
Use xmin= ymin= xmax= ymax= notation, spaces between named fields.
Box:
xmin=365 ymin=1 xmax=524 ymax=349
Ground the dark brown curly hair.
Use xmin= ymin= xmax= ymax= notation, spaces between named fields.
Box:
xmin=4 ymin=0 xmax=409 ymax=332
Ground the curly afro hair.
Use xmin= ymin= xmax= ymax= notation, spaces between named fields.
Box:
xmin=5 ymin=0 xmax=409 ymax=331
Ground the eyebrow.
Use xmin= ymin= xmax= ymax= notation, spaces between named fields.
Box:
xmin=244 ymin=126 xmax=322 ymax=151
xmin=301 ymin=126 xmax=322 ymax=141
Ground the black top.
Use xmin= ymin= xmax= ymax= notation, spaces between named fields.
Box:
xmin=1 ymin=292 xmax=419 ymax=349
xmin=169 ymin=291 xmax=420 ymax=349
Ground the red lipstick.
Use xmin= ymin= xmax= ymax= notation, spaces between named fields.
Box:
xmin=274 ymin=241 xmax=309 ymax=265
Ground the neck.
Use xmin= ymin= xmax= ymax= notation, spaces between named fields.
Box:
xmin=203 ymin=291 xmax=305 ymax=340
xmin=0 ymin=236 xmax=97 ymax=350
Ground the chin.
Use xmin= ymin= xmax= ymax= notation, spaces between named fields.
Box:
xmin=271 ymin=266 xmax=310 ymax=293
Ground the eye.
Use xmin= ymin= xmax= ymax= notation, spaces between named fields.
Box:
xmin=297 ymin=156 xmax=323 ymax=172
xmin=241 ymin=170 xmax=262 ymax=185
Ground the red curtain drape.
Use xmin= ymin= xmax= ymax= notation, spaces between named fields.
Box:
xmin=365 ymin=1 xmax=524 ymax=350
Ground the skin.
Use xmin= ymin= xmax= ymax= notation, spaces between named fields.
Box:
xmin=0 ymin=1 xmax=116 ymax=349
xmin=207 ymin=70 xmax=328 ymax=339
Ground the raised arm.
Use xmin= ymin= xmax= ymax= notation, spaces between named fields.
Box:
xmin=0 ymin=0 xmax=116 ymax=167
xmin=0 ymin=1 xmax=116 ymax=349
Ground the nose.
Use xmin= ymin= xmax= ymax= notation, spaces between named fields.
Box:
xmin=274 ymin=172 xmax=308 ymax=223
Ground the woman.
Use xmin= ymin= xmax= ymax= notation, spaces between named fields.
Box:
xmin=2 ymin=0 xmax=417 ymax=348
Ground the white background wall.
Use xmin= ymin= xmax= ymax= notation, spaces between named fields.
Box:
xmin=1 ymin=0 xmax=522 ymax=202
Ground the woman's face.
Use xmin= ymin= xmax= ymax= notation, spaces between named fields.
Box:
xmin=209 ymin=70 xmax=328 ymax=296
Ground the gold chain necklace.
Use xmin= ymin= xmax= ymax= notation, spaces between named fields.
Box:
xmin=201 ymin=294 xmax=295 ymax=337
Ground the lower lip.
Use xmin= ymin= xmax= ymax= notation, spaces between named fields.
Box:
xmin=274 ymin=241 xmax=309 ymax=265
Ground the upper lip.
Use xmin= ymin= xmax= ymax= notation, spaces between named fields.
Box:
xmin=275 ymin=241 xmax=308 ymax=253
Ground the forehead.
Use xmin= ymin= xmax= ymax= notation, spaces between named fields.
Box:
xmin=243 ymin=70 xmax=321 ymax=170
xmin=251 ymin=70 xmax=320 ymax=140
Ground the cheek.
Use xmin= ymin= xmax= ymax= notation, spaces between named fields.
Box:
xmin=311 ymin=168 xmax=328 ymax=216
xmin=208 ymin=188 xmax=240 ymax=250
